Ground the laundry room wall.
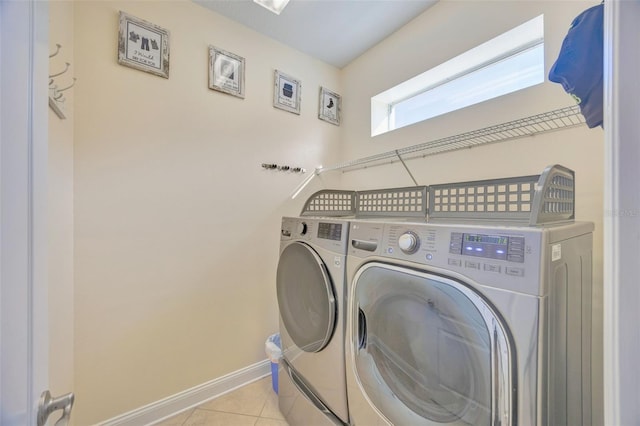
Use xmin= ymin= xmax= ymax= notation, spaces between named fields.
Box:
xmin=72 ymin=0 xmax=340 ymax=423
xmin=338 ymin=0 xmax=603 ymax=423
xmin=48 ymin=0 xmax=75 ymax=410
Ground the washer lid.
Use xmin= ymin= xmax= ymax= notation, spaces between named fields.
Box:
xmin=277 ymin=242 xmax=336 ymax=353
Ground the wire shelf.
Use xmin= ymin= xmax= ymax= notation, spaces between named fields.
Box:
xmin=320 ymin=105 xmax=585 ymax=173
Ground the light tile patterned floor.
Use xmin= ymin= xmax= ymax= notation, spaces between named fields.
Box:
xmin=154 ymin=377 xmax=289 ymax=426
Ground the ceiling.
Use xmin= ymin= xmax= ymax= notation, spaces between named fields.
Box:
xmin=194 ymin=0 xmax=438 ymax=69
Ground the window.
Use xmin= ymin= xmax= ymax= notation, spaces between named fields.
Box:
xmin=372 ymin=15 xmax=544 ymax=136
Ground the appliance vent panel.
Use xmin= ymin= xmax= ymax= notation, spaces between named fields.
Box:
xmin=430 ymin=176 xmax=537 ymax=221
xmin=355 ymin=186 xmax=428 ymax=218
xmin=301 ymin=190 xmax=356 ymax=217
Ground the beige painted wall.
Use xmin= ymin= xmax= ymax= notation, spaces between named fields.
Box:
xmin=63 ymin=0 xmax=605 ymax=423
xmin=48 ymin=0 xmax=75 ymax=406
xmin=338 ymin=0 xmax=603 ymax=423
xmin=72 ymin=1 xmax=340 ymax=423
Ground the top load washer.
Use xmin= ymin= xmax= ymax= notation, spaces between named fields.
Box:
xmin=345 ymin=219 xmax=594 ymax=426
xmin=277 ymin=216 xmax=350 ymax=425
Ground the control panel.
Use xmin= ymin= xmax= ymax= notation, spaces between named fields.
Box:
xmin=348 ymin=220 xmax=555 ymax=297
xmin=449 ymin=232 xmax=525 ymax=263
xmin=318 ymin=222 xmax=343 ymax=241
xmin=281 ymin=217 xmax=349 ymax=253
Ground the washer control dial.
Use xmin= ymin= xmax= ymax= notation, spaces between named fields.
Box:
xmin=297 ymin=222 xmax=308 ymax=236
xmin=398 ymin=232 xmax=420 ymax=254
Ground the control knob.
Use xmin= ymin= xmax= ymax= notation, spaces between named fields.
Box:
xmin=297 ymin=222 xmax=308 ymax=235
xmin=398 ymin=232 xmax=420 ymax=254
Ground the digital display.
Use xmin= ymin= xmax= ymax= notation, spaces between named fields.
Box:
xmin=450 ymin=232 xmax=524 ymax=263
xmin=464 ymin=234 xmax=508 ymax=245
xmin=318 ymin=222 xmax=343 ymax=241
xmin=460 ymin=233 xmax=509 ymax=261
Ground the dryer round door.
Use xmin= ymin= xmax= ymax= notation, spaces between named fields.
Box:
xmin=350 ymin=263 xmax=514 ymax=426
xmin=277 ymin=242 xmax=336 ymax=353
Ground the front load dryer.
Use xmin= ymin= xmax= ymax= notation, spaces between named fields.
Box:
xmin=277 ymin=217 xmax=349 ymax=425
xmin=345 ymin=219 xmax=594 ymax=426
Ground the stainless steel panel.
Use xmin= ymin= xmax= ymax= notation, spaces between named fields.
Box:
xmin=279 ymin=360 xmax=345 ymax=426
xmin=345 ymin=219 xmax=594 ymax=426
xmin=277 ymin=217 xmax=350 ymax=424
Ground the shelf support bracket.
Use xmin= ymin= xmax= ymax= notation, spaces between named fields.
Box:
xmin=291 ymin=168 xmax=318 ymax=199
xmin=395 ymin=150 xmax=419 ymax=186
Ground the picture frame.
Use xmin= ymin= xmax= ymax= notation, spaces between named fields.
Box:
xmin=318 ymin=87 xmax=341 ymax=126
xmin=273 ymin=70 xmax=301 ymax=115
xmin=208 ymin=46 xmax=245 ymax=99
xmin=118 ymin=11 xmax=170 ymax=79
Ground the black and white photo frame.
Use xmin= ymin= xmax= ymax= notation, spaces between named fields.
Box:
xmin=118 ymin=11 xmax=170 ymax=79
xmin=209 ymin=46 xmax=245 ymax=98
xmin=318 ymin=87 xmax=341 ymax=126
xmin=273 ymin=70 xmax=301 ymax=115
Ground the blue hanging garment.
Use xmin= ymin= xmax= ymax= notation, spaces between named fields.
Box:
xmin=549 ymin=3 xmax=603 ymax=128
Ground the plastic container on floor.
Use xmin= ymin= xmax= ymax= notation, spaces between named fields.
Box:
xmin=265 ymin=333 xmax=282 ymax=394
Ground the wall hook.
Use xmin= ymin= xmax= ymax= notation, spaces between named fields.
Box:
xmin=262 ymin=163 xmax=305 ymax=172
xmin=56 ymin=78 xmax=76 ymax=93
xmin=48 ymin=43 xmax=70 ymax=119
xmin=49 ymin=62 xmax=70 ymax=79
xmin=49 ymin=43 xmax=62 ymax=58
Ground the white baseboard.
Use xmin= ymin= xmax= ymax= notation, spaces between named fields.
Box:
xmin=99 ymin=359 xmax=271 ymax=426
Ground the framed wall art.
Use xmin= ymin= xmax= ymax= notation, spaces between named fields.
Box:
xmin=273 ymin=70 xmax=301 ymax=115
xmin=118 ymin=11 xmax=170 ymax=79
xmin=209 ymin=46 xmax=245 ymax=98
xmin=318 ymin=87 xmax=341 ymax=126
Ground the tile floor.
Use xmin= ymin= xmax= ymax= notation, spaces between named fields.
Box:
xmin=154 ymin=376 xmax=289 ymax=426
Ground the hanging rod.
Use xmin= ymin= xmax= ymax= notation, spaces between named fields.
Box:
xmin=319 ymin=105 xmax=585 ymax=174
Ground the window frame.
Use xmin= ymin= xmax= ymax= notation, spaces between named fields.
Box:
xmin=371 ymin=14 xmax=545 ymax=136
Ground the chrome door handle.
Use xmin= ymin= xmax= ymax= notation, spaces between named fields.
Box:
xmin=37 ymin=390 xmax=75 ymax=426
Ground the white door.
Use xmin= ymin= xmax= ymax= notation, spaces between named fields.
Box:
xmin=0 ymin=0 xmax=51 ymax=424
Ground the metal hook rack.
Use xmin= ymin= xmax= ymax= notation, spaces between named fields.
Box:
xmin=261 ymin=163 xmax=306 ymax=173
xmin=48 ymin=44 xmax=75 ymax=119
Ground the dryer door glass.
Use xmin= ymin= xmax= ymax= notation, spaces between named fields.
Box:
xmin=351 ymin=263 xmax=513 ymax=426
xmin=277 ymin=242 xmax=336 ymax=353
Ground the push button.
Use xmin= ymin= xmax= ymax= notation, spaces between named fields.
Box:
xmin=483 ymin=264 xmax=501 ymax=273
xmin=449 ymin=232 xmax=463 ymax=254
xmin=505 ymin=267 xmax=525 ymax=277
xmin=465 ymin=260 xmax=481 ymax=270
xmin=507 ymin=254 xmax=525 ymax=263
xmin=507 ymin=237 xmax=525 ymax=263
